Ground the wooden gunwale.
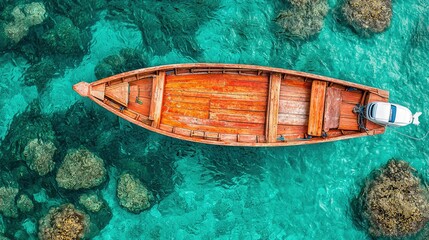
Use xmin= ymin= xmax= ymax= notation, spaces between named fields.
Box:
xmin=80 ymin=63 xmax=388 ymax=147
xmin=92 ymin=63 xmax=388 ymax=97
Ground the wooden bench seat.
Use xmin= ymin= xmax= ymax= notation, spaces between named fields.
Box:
xmin=308 ymin=80 xmax=327 ymax=136
xmin=323 ymin=87 xmax=342 ymax=132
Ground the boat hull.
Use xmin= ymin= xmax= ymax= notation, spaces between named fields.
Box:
xmin=73 ymin=63 xmax=388 ymax=147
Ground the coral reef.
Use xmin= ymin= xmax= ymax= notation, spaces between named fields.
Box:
xmin=341 ymin=0 xmax=392 ymax=35
xmin=0 ymin=186 xmax=18 ymax=218
xmin=2 ymin=2 xmax=47 ymax=44
xmin=116 ymin=173 xmax=153 ymax=213
xmin=22 ymin=139 xmax=56 ymax=176
xmin=56 ymin=148 xmax=107 ymax=190
xmin=358 ymin=160 xmax=429 ymax=238
xmin=94 ymin=48 xmax=147 ymax=79
xmin=38 ymin=204 xmax=89 ymax=240
xmin=41 ymin=16 xmax=84 ymax=55
xmin=277 ymin=0 xmax=328 ymax=40
xmin=79 ymin=193 xmax=104 ymax=213
xmin=16 ymin=194 xmax=34 ymax=213
xmin=1 ymin=102 xmax=56 ymax=169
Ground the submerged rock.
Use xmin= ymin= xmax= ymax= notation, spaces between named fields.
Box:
xmin=341 ymin=0 xmax=392 ymax=35
xmin=41 ymin=16 xmax=83 ymax=55
xmin=56 ymin=148 xmax=107 ymax=190
xmin=277 ymin=0 xmax=328 ymax=40
xmin=94 ymin=48 xmax=147 ymax=79
xmin=0 ymin=186 xmax=18 ymax=218
xmin=16 ymin=194 xmax=34 ymax=213
xmin=79 ymin=193 xmax=104 ymax=213
xmin=1 ymin=102 xmax=56 ymax=168
xmin=358 ymin=160 xmax=429 ymax=238
xmin=2 ymin=2 xmax=47 ymax=44
xmin=116 ymin=173 xmax=153 ymax=213
xmin=22 ymin=139 xmax=56 ymax=176
xmin=38 ymin=204 xmax=89 ymax=240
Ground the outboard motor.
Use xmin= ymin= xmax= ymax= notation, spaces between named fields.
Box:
xmin=365 ymin=102 xmax=422 ymax=127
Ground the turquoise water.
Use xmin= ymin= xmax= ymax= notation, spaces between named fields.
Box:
xmin=0 ymin=0 xmax=428 ymax=239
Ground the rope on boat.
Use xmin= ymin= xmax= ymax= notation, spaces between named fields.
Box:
xmin=352 ymin=104 xmax=368 ymax=132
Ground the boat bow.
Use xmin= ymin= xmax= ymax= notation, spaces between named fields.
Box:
xmin=73 ymin=82 xmax=90 ymax=97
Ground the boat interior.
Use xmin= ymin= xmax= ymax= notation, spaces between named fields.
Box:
xmin=89 ymin=67 xmax=387 ymax=145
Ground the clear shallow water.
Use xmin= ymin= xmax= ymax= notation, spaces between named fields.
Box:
xmin=0 ymin=0 xmax=428 ymax=239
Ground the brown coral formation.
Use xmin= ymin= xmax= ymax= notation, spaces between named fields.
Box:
xmin=116 ymin=173 xmax=153 ymax=213
xmin=360 ymin=160 xmax=429 ymax=237
xmin=22 ymin=139 xmax=56 ymax=176
xmin=38 ymin=204 xmax=89 ymax=240
xmin=79 ymin=193 xmax=104 ymax=213
xmin=0 ymin=186 xmax=18 ymax=218
xmin=3 ymin=2 xmax=47 ymax=43
xmin=56 ymin=148 xmax=107 ymax=190
xmin=16 ymin=194 xmax=34 ymax=213
xmin=276 ymin=0 xmax=328 ymax=40
xmin=342 ymin=0 xmax=392 ymax=35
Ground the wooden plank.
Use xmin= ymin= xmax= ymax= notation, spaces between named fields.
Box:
xmin=205 ymin=132 xmax=220 ymax=140
xmin=165 ymin=90 xmax=267 ymax=101
xmin=122 ymin=109 xmax=137 ymax=119
xmin=278 ymin=100 xmax=309 ymax=115
xmin=209 ymin=108 xmax=266 ymax=124
xmin=278 ymin=113 xmax=308 ymax=125
xmin=283 ymin=75 xmax=309 ymax=86
xmin=308 ymin=80 xmax=327 ymax=136
xmin=160 ymin=114 xmax=265 ymax=135
xmin=105 ymin=82 xmax=129 ymax=106
xmin=159 ymin=124 xmax=173 ymax=132
xmin=280 ymin=85 xmax=311 ymax=97
xmin=165 ymin=84 xmax=268 ymax=95
xmin=340 ymin=102 xmax=358 ymax=119
xmin=90 ymin=83 xmax=105 ymax=100
xmin=220 ymin=134 xmax=238 ymax=142
xmin=277 ymin=125 xmax=307 ymax=139
xmin=266 ymin=73 xmax=282 ymax=142
xmin=279 ymin=84 xmax=311 ymax=103
xmin=277 ymin=124 xmax=308 ymax=136
xmin=191 ymin=130 xmax=205 ymax=138
xmin=238 ymin=134 xmax=257 ymax=143
xmin=165 ymin=95 xmax=210 ymax=104
xmin=366 ymin=92 xmax=388 ymax=103
xmin=210 ymin=99 xmax=267 ymax=112
xmin=323 ymin=87 xmax=342 ymax=132
xmin=130 ymin=79 xmax=153 ymax=91
xmin=128 ymin=97 xmax=151 ymax=116
xmin=166 ymin=73 xmax=268 ymax=83
xmin=173 ymin=127 xmax=191 ymax=137
xmin=163 ymin=99 xmax=210 ymax=111
xmin=162 ymin=106 xmax=209 ymax=119
xmin=341 ymin=90 xmax=362 ymax=103
xmin=150 ymin=71 xmax=166 ymax=128
xmin=124 ymin=75 xmax=137 ymax=82
xmin=338 ymin=117 xmax=359 ymax=131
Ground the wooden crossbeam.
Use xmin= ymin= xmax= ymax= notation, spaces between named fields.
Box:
xmin=265 ymin=73 xmax=282 ymax=142
xmin=149 ymin=71 xmax=166 ymax=128
xmin=308 ymin=80 xmax=327 ymax=136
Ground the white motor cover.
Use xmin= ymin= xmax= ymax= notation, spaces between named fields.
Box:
xmin=366 ymin=102 xmax=418 ymax=127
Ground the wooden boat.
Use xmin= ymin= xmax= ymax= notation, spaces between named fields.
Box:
xmin=73 ymin=63 xmax=389 ymax=146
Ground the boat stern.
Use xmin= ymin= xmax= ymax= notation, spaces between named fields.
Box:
xmin=73 ymin=82 xmax=90 ymax=97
